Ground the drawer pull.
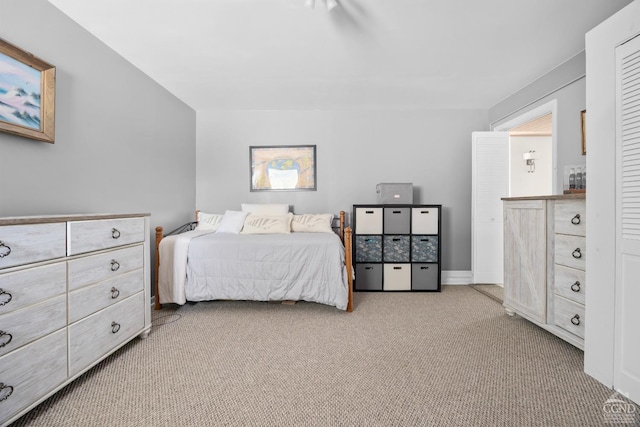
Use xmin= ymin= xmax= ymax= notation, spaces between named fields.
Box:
xmin=365 ymin=211 xmax=374 ymax=214
xmin=571 ymin=314 xmax=581 ymax=326
xmin=571 ymin=214 xmax=581 ymax=225
xmin=393 ymin=211 xmax=401 ymax=214
xmin=111 ymin=321 xmax=121 ymax=334
xmin=420 ymin=211 xmax=429 ymax=214
xmin=393 ymin=266 xmax=402 ymax=270
xmin=110 ymin=260 xmax=120 ymax=271
xmin=392 ymin=238 xmax=401 ymax=242
xmin=111 ymin=228 xmax=121 ymax=239
xmin=420 ymin=266 xmax=430 ymax=270
xmin=572 ymin=248 xmax=582 ymax=259
xmin=0 ymin=288 xmax=12 ymax=306
xmin=0 ymin=242 xmax=11 ymax=258
xmin=0 ymin=383 xmax=14 ymax=402
xmin=571 ymin=281 xmax=581 ymax=292
xmin=365 ymin=267 xmax=373 ymax=270
xmin=0 ymin=330 xmax=12 ymax=348
xmin=420 ymin=238 xmax=429 ymax=242
xmin=111 ymin=287 xmax=120 ymax=299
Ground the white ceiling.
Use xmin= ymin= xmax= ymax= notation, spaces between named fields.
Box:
xmin=47 ymin=0 xmax=632 ymax=111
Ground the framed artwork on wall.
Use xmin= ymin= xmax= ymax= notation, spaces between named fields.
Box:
xmin=250 ymin=145 xmax=317 ymax=191
xmin=0 ymin=38 xmax=56 ymax=143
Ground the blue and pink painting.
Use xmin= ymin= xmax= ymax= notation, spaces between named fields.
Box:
xmin=0 ymin=51 xmax=42 ymax=131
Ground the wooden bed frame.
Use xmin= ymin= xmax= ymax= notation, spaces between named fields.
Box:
xmin=154 ymin=210 xmax=353 ymax=312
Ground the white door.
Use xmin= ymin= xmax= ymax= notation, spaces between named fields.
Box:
xmin=472 ymin=132 xmax=509 ymax=284
xmin=615 ymin=34 xmax=640 ymax=403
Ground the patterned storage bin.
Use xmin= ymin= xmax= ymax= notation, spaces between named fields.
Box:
xmin=383 ymin=235 xmax=410 ymax=262
xmin=355 ymin=235 xmax=382 ymax=262
xmin=411 ymin=235 xmax=438 ymax=262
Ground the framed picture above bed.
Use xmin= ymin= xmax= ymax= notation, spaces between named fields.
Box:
xmin=250 ymin=145 xmax=317 ymax=191
xmin=0 ymin=38 xmax=56 ymax=143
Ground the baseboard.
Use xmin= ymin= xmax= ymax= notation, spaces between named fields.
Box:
xmin=442 ymin=270 xmax=472 ymax=285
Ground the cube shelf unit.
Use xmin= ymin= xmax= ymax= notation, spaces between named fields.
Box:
xmin=353 ymin=204 xmax=442 ymax=292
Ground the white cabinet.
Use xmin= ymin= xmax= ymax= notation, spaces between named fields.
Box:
xmin=0 ymin=213 xmax=151 ymax=426
xmin=503 ymin=195 xmax=585 ymax=349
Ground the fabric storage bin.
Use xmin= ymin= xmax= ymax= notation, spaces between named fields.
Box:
xmin=412 ymin=264 xmax=439 ymax=290
xmin=355 ymin=264 xmax=383 ymax=290
xmin=412 ymin=207 xmax=439 ymax=235
xmin=355 ymin=236 xmax=382 ymax=262
xmin=384 ymin=207 xmax=410 ymax=234
xmin=376 ymin=183 xmax=413 ymax=204
xmin=383 ymin=264 xmax=411 ymax=290
xmin=354 ymin=208 xmax=383 ymax=234
xmin=411 ymin=235 xmax=438 ymax=262
xmin=383 ymin=235 xmax=410 ymax=262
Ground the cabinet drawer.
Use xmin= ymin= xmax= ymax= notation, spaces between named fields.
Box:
xmin=69 ymin=269 xmax=144 ymax=323
xmin=383 ymin=208 xmax=410 ymax=234
xmin=355 ymin=236 xmax=382 ymax=263
xmin=412 ymin=264 xmax=439 ymax=291
xmin=0 ymin=329 xmax=67 ymax=425
xmin=68 ymin=245 xmax=144 ymax=291
xmin=383 ymin=235 xmax=410 ymax=262
xmin=554 ymin=296 xmax=585 ymax=339
xmin=0 ymin=294 xmax=66 ymax=357
xmin=355 ymin=264 xmax=382 ymax=291
xmin=412 ymin=207 xmax=439 ymax=234
xmin=554 ymin=264 xmax=586 ymax=305
xmin=69 ymin=292 xmax=145 ymax=376
xmin=0 ymin=223 xmax=66 ymax=270
xmin=383 ymin=264 xmax=411 ymax=291
xmin=411 ymin=235 xmax=438 ymax=262
xmin=555 ymin=234 xmax=586 ymax=270
xmin=355 ymin=208 xmax=383 ymax=234
xmin=0 ymin=262 xmax=66 ymax=316
xmin=67 ymin=217 xmax=145 ymax=255
xmin=554 ymin=200 xmax=586 ymax=237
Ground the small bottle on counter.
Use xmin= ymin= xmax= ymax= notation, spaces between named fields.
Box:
xmin=582 ymin=166 xmax=586 ymax=189
xmin=569 ymin=168 xmax=576 ymax=189
xmin=576 ymin=167 xmax=583 ymax=189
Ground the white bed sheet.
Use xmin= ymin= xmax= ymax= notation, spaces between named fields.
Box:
xmin=158 ymin=231 xmax=349 ymax=310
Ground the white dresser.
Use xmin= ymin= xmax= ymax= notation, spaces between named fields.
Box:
xmin=503 ymin=195 xmax=586 ymax=349
xmin=0 ymin=214 xmax=151 ymax=426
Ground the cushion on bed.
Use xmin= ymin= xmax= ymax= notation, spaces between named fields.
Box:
xmin=291 ymin=214 xmax=334 ymax=233
xmin=241 ymin=203 xmax=290 ymax=215
xmin=241 ymin=213 xmax=293 ymax=234
xmin=216 ymin=210 xmax=249 ymax=234
xmin=196 ymin=212 xmax=224 ymax=231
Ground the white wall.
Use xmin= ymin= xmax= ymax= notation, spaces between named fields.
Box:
xmin=196 ymin=108 xmax=488 ymax=272
xmin=509 ymin=136 xmax=553 ymax=197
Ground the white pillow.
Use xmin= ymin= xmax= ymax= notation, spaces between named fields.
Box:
xmin=241 ymin=203 xmax=289 ymax=215
xmin=241 ymin=213 xmax=293 ymax=235
xmin=291 ymin=214 xmax=334 ymax=233
xmin=196 ymin=212 xmax=223 ymax=231
xmin=216 ymin=210 xmax=249 ymax=234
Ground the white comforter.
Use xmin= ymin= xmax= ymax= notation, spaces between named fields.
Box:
xmin=158 ymin=231 xmax=349 ymax=310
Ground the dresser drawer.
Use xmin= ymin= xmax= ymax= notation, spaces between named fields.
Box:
xmin=0 ymin=294 xmax=66 ymax=357
xmin=0 ymin=223 xmax=66 ymax=270
xmin=67 ymin=217 xmax=145 ymax=255
xmin=0 ymin=262 xmax=66 ymax=316
xmin=383 ymin=235 xmax=410 ymax=262
xmin=554 ymin=296 xmax=585 ymax=339
xmin=554 ymin=234 xmax=586 ymax=270
xmin=384 ymin=208 xmax=410 ymax=234
xmin=69 ymin=292 xmax=145 ymax=376
xmin=411 ymin=235 xmax=439 ymax=262
xmin=355 ymin=208 xmax=383 ymax=234
xmin=355 ymin=236 xmax=382 ymax=263
xmin=67 ymin=245 xmax=144 ymax=291
xmin=554 ymin=200 xmax=586 ymax=237
xmin=383 ymin=264 xmax=411 ymax=291
xmin=0 ymin=329 xmax=67 ymax=425
xmin=69 ymin=269 xmax=144 ymax=323
xmin=554 ymin=264 xmax=586 ymax=305
xmin=411 ymin=207 xmax=439 ymax=235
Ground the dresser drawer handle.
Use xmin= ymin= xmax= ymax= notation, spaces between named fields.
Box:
xmin=110 ymin=260 xmax=120 ymax=272
xmin=0 ymin=331 xmax=13 ymax=348
xmin=111 ymin=322 xmax=121 ymax=334
xmin=571 ymin=314 xmax=581 ymax=326
xmin=365 ymin=211 xmax=374 ymax=214
xmin=392 ymin=210 xmax=401 ymax=214
xmin=571 ymin=281 xmax=581 ymax=292
xmin=0 ymin=383 xmax=14 ymax=402
xmin=393 ymin=266 xmax=402 ymax=270
xmin=111 ymin=287 xmax=120 ymax=299
xmin=571 ymin=214 xmax=581 ymax=225
xmin=111 ymin=228 xmax=121 ymax=239
xmin=0 ymin=242 xmax=11 ymax=258
xmin=392 ymin=238 xmax=401 ymax=242
xmin=572 ymin=248 xmax=582 ymax=259
xmin=0 ymin=288 xmax=12 ymax=306
xmin=420 ymin=266 xmax=430 ymax=270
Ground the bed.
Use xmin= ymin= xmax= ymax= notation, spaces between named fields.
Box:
xmin=154 ymin=206 xmax=353 ymax=312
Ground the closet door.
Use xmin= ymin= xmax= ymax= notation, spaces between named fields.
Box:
xmin=615 ymin=33 xmax=640 ymax=402
xmin=472 ymin=131 xmax=509 ymax=284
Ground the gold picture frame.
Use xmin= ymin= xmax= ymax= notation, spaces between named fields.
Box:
xmin=581 ymin=109 xmax=586 ymax=155
xmin=250 ymin=145 xmax=317 ymax=191
xmin=0 ymin=38 xmax=56 ymax=143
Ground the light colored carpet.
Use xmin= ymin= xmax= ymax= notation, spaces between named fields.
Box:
xmin=11 ymin=286 xmax=636 ymax=427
